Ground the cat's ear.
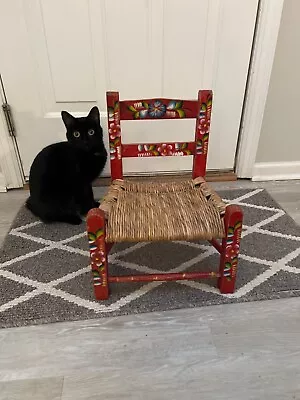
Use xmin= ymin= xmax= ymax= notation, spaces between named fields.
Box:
xmin=61 ymin=111 xmax=75 ymax=130
xmin=87 ymin=106 xmax=100 ymax=124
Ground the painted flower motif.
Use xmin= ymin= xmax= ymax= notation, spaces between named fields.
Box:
xmin=109 ymin=123 xmax=121 ymax=139
xmin=199 ymin=108 xmax=206 ymax=118
xmin=110 ymin=146 xmax=116 ymax=160
xmin=108 ymin=108 xmax=115 ymax=122
xmin=148 ymin=101 xmax=166 ymax=118
xmin=166 ymin=100 xmax=185 ymax=118
xmin=91 ymin=250 xmax=106 ymax=267
xmin=167 ymin=100 xmax=177 ymax=110
xmin=157 ymin=143 xmax=173 ymax=156
xmin=199 ymin=118 xmax=210 ymax=134
xmin=225 ymin=243 xmax=240 ymax=259
xmin=108 ymin=101 xmax=119 ymax=121
xmin=138 ymin=109 xmax=148 ymax=119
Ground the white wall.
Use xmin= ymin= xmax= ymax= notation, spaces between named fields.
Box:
xmin=253 ymin=0 xmax=300 ymax=180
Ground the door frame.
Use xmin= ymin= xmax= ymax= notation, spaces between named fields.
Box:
xmin=235 ymin=0 xmax=285 ymax=178
xmin=0 ymin=0 xmax=284 ymax=186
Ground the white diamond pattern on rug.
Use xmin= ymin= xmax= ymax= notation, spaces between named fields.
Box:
xmin=0 ymin=189 xmax=300 ymax=328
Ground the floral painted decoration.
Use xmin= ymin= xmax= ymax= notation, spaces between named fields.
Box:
xmin=137 ymin=142 xmax=192 ymax=157
xmin=109 ymin=123 xmax=121 ymax=140
xmin=148 ymin=101 xmax=166 ymax=118
xmin=108 ymin=101 xmax=121 ymax=160
xmin=196 ymin=95 xmax=213 ymax=155
xmin=107 ymin=101 xmax=119 ymax=123
xmin=196 ymin=134 xmax=209 ymax=155
xmin=128 ymin=100 xmax=186 ymax=119
xmin=157 ymin=143 xmax=173 ymax=156
xmin=88 ymin=229 xmax=107 ymax=287
xmin=223 ymin=221 xmax=242 ymax=280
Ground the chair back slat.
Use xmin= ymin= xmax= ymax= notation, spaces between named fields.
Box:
xmin=122 ymin=142 xmax=196 ymax=158
xmin=119 ymin=99 xmax=198 ymax=120
xmin=106 ymin=91 xmax=213 ymax=181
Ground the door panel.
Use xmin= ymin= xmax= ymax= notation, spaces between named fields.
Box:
xmin=41 ymin=0 xmax=97 ymax=102
xmin=0 ymin=0 xmax=258 ymax=177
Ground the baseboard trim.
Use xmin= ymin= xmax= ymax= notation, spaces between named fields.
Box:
xmin=93 ymin=171 xmax=237 ymax=187
xmin=252 ymin=161 xmax=300 ymax=181
xmin=23 ymin=171 xmax=237 ymax=189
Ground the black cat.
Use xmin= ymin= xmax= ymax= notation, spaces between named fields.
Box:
xmin=26 ymin=106 xmax=107 ymax=225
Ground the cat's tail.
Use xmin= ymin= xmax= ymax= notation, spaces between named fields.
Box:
xmin=26 ymin=196 xmax=43 ymax=220
xmin=26 ymin=196 xmax=81 ymax=225
xmin=25 ymin=196 xmax=34 ymax=213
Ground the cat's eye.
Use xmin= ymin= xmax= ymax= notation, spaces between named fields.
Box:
xmin=73 ymin=131 xmax=80 ymax=138
xmin=88 ymin=129 xmax=95 ymax=136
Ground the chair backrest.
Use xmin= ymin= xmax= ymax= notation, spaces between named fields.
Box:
xmin=106 ymin=90 xmax=212 ymax=181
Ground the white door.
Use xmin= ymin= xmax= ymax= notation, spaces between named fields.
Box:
xmin=0 ymin=0 xmax=258 ymax=178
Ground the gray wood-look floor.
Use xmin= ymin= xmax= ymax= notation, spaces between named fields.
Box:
xmin=0 ymin=180 xmax=300 ymax=400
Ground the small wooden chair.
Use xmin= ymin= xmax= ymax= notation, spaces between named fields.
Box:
xmin=87 ymin=91 xmax=243 ymax=300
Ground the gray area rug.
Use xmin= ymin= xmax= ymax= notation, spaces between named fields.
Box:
xmin=1 ymin=188 xmax=300 ymax=328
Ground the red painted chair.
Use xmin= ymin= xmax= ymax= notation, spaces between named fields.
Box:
xmin=87 ymin=91 xmax=243 ymax=300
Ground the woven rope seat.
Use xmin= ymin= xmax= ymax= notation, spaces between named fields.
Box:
xmin=99 ymin=176 xmax=227 ymax=242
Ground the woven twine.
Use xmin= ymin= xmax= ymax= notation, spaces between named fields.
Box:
xmin=99 ymin=177 xmax=226 ymax=242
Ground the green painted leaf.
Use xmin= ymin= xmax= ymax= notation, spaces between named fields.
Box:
xmin=177 ymin=109 xmax=185 ymax=118
xmin=96 ymin=229 xmax=104 ymax=239
xmin=228 ymin=227 xmax=234 ymax=235
xmin=149 ymin=145 xmax=156 ymax=151
xmin=203 ymin=133 xmax=209 ymax=141
xmin=153 ymin=151 xmax=160 ymax=156
xmin=181 ymin=142 xmax=187 ymax=149
xmin=201 ymin=103 xmax=207 ymax=111
xmin=207 ymin=98 xmax=212 ymax=107
xmin=134 ymin=112 xmax=140 ymax=119
xmin=142 ymin=102 xmax=149 ymax=109
xmin=128 ymin=105 xmax=136 ymax=112
xmin=175 ymin=101 xmax=183 ymax=110
xmin=88 ymin=233 xmax=96 ymax=242
xmin=184 ymin=150 xmax=192 ymax=155
xmin=114 ymin=102 xmax=119 ymax=111
xmin=235 ymin=221 xmax=242 ymax=230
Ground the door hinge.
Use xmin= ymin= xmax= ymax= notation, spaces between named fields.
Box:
xmin=0 ymin=74 xmax=16 ymax=137
xmin=2 ymin=103 xmax=16 ymax=137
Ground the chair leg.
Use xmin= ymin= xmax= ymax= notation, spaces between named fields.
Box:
xmin=218 ymin=205 xmax=243 ymax=294
xmin=86 ymin=208 xmax=109 ymax=300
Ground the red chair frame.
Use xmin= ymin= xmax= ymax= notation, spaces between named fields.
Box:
xmin=87 ymin=91 xmax=243 ymax=300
